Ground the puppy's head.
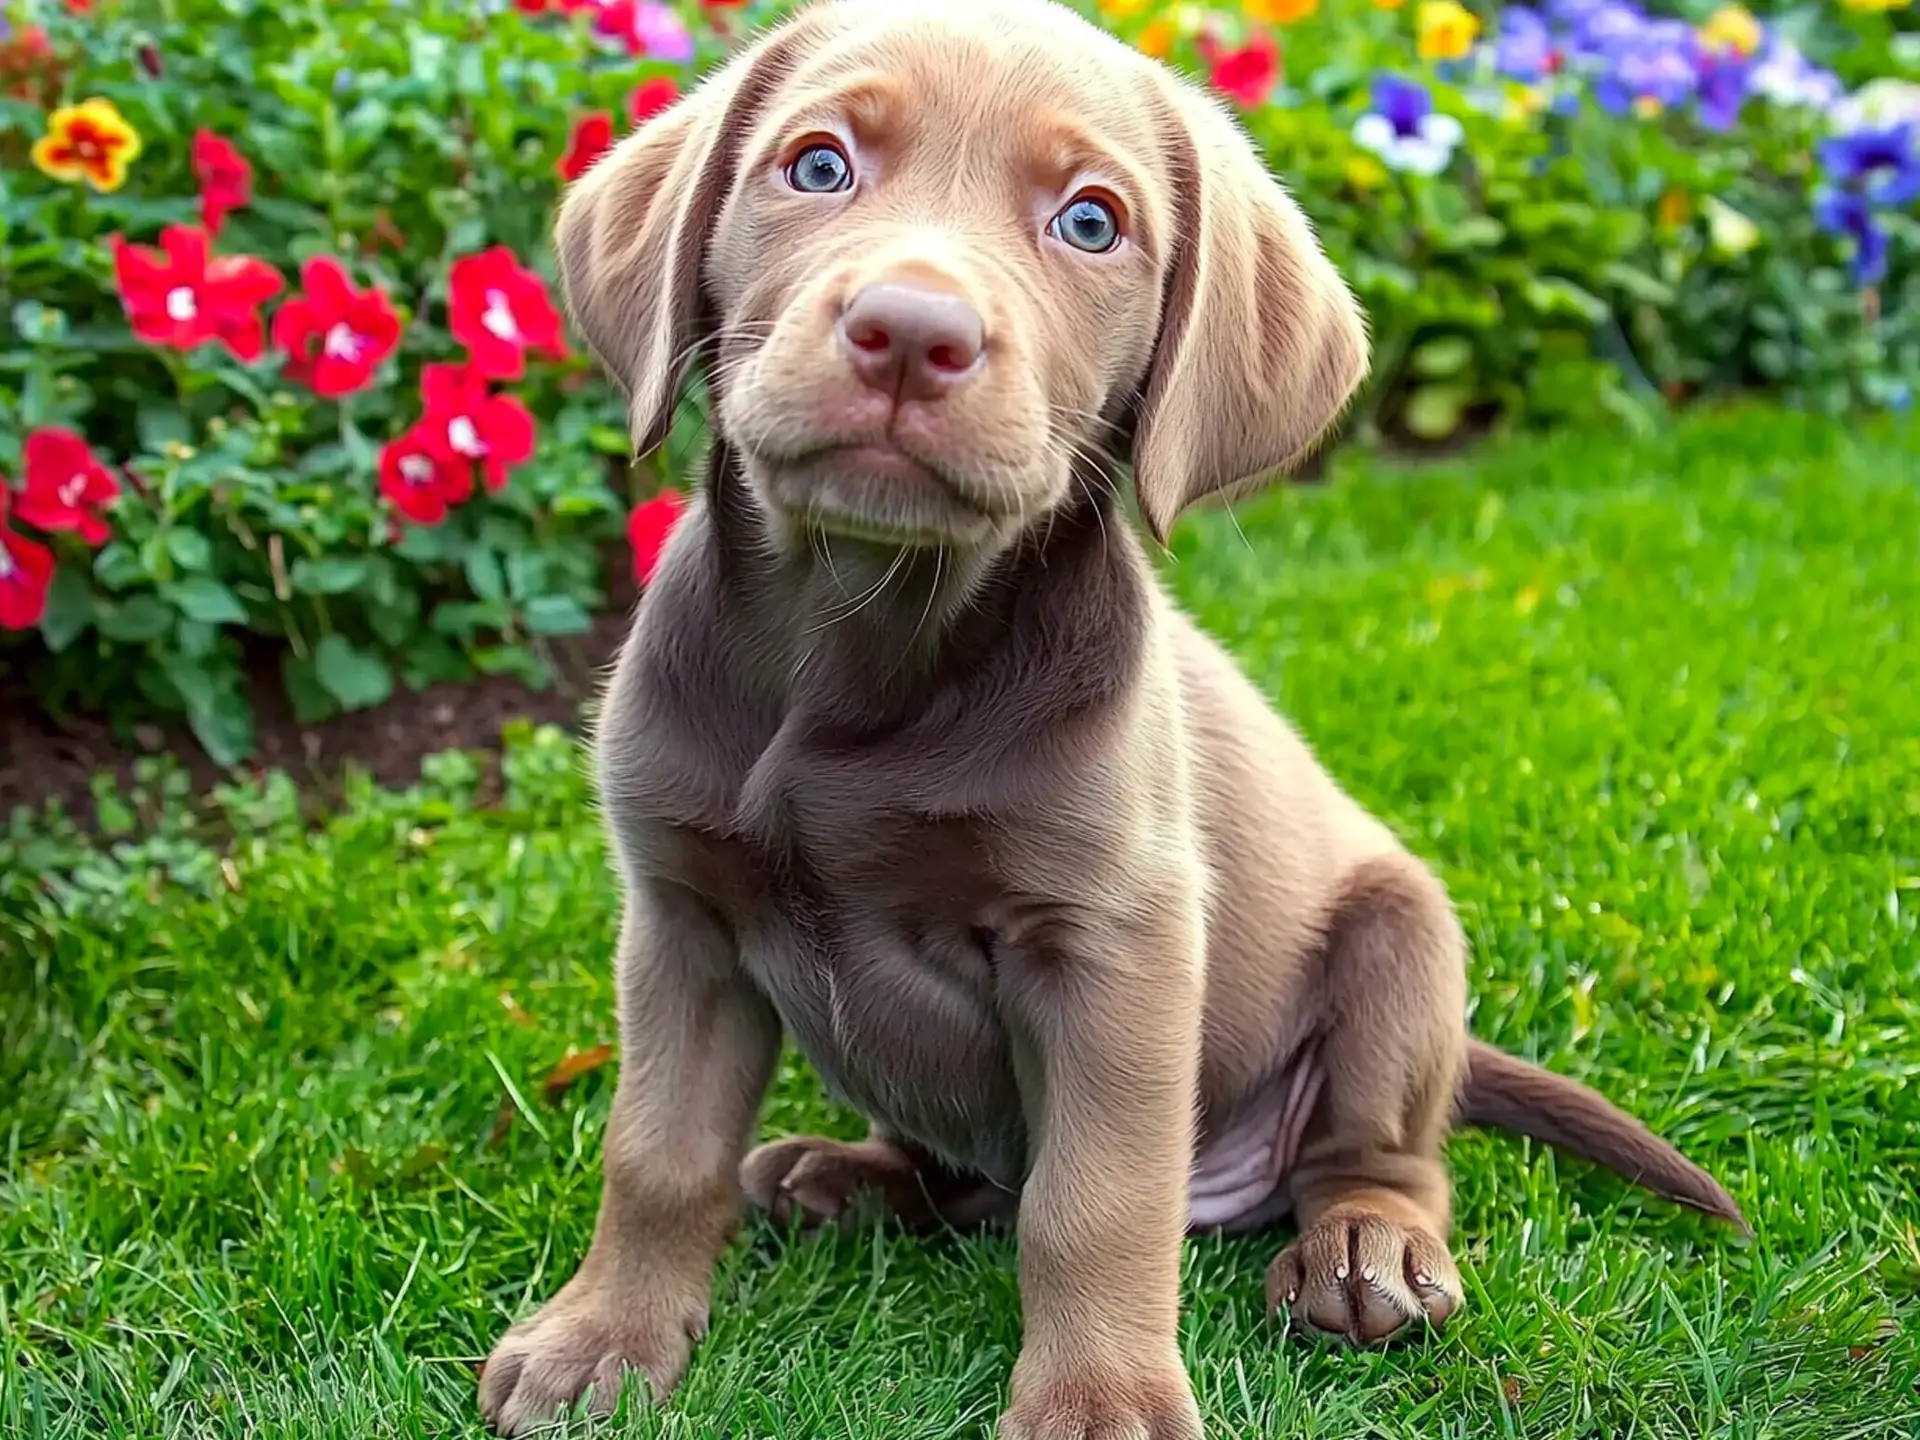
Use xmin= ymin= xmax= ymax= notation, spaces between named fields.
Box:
xmin=557 ymin=0 xmax=1366 ymax=554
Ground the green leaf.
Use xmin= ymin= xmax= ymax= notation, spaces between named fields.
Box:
xmin=165 ymin=657 xmax=255 ymax=766
xmin=165 ymin=529 xmax=215 ymax=572
xmin=282 ymin=654 xmax=340 ymax=727
xmin=522 ymin=595 xmax=593 ymax=637
xmin=94 ymin=543 xmax=147 ymax=592
xmin=313 ymin=634 xmax=394 ymax=711
xmin=97 ymin=595 xmax=174 ymax=643
xmin=465 ymin=549 xmax=506 ymax=603
xmin=38 ymin=566 xmax=95 ymax=653
xmin=164 ymin=576 xmax=249 ymax=626
xmin=291 ymin=556 xmax=371 ymax=595
xmin=1410 ymin=336 xmax=1474 ymax=380
xmin=1404 ymin=382 xmax=1472 ymax=441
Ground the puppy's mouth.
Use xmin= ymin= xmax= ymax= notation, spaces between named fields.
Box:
xmin=751 ymin=438 xmax=1006 ymax=548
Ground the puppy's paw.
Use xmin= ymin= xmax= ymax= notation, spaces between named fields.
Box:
xmin=996 ymin=1360 xmax=1203 ymax=1440
xmin=478 ymin=1286 xmax=704 ymax=1436
xmin=1267 ymin=1206 xmax=1462 ymax=1346
xmin=741 ymin=1134 xmax=928 ymax=1227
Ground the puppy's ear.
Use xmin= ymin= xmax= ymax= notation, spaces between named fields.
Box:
xmin=1131 ymin=81 xmax=1369 ymax=541
xmin=552 ymin=20 xmax=814 ymax=453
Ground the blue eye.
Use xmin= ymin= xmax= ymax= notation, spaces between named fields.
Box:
xmin=787 ymin=142 xmax=852 ymax=194
xmin=1051 ymin=194 xmax=1121 ymax=253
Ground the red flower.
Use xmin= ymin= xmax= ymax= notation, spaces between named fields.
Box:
xmin=0 ymin=487 xmax=57 ymax=632
xmin=111 ymin=225 xmax=284 ymax=362
xmin=513 ymin=0 xmax=549 ymax=11
xmin=627 ymin=76 xmax=680 ymax=125
xmin=64 ymin=0 xmax=93 ymax=13
xmin=419 ymin=363 xmax=536 ymax=493
xmin=379 ymin=425 xmax=474 ymax=526
xmin=447 ymin=246 xmax=568 ymax=380
xmin=557 ymin=111 xmax=613 ymax=182
xmin=271 ymin=255 xmax=403 ymax=398
xmin=1211 ymin=33 xmax=1280 ymax=109
xmin=17 ymin=428 xmax=120 ymax=545
xmin=627 ymin=489 xmax=686 ymax=584
xmin=192 ymin=129 xmax=253 ymax=235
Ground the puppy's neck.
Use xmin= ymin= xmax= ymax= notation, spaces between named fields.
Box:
xmin=705 ymin=446 xmax=1139 ymax=736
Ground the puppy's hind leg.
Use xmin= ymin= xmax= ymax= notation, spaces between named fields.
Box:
xmin=1267 ymin=852 xmax=1470 ymax=1346
xmin=743 ymin=1126 xmax=1016 ymax=1231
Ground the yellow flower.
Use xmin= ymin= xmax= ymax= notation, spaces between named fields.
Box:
xmin=1246 ymin=0 xmax=1319 ymax=22
xmin=1840 ymin=0 xmax=1910 ymax=11
xmin=1136 ymin=17 xmax=1175 ymax=55
xmin=1502 ymin=80 xmax=1548 ymax=122
xmin=1344 ymin=154 xmax=1388 ymax=191
xmin=31 ymin=97 xmax=142 ymax=193
xmin=1098 ymin=0 xmax=1153 ymax=15
xmin=1703 ymin=197 xmax=1760 ymax=258
xmin=1698 ymin=4 xmax=1761 ymax=57
xmin=1656 ymin=187 xmax=1691 ymax=229
xmin=1374 ymin=0 xmax=1408 ymax=9
xmin=1417 ymin=1 xmax=1480 ymax=62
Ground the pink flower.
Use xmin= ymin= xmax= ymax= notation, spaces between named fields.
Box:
xmin=558 ymin=110 xmax=614 ymax=181
xmin=627 ymin=489 xmax=686 ymax=583
xmin=271 ymin=255 xmax=404 ymax=398
xmin=379 ymin=424 xmax=474 ymax=526
xmin=111 ymin=225 xmax=283 ymax=362
xmin=17 ymin=427 xmax=120 ymax=545
xmin=0 ymin=485 xmax=57 ymax=631
xmin=447 ymin=246 xmax=568 ymax=380
xmin=419 ymin=363 xmax=536 ymax=493
xmin=627 ymin=76 xmax=681 ymax=125
xmin=192 ymin=129 xmax=252 ymax=235
xmin=1210 ymin=33 xmax=1281 ymax=109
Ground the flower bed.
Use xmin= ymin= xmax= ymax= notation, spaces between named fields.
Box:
xmin=1 ymin=0 xmax=1915 ymax=763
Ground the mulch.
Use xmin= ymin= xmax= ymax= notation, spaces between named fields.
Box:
xmin=1 ymin=579 xmax=635 ymax=827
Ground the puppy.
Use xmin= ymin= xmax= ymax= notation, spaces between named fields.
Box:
xmin=480 ymin=3 xmax=1743 ymax=1435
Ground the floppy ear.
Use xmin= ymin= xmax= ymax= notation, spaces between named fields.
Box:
xmin=1131 ymin=81 xmax=1370 ymax=542
xmin=552 ymin=19 xmax=816 ymax=454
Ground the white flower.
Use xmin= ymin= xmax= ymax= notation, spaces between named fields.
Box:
xmin=1827 ymin=78 xmax=1920 ymax=133
xmin=1352 ymin=111 xmax=1465 ymax=176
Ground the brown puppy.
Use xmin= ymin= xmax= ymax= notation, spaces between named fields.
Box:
xmin=479 ymin=2 xmax=1743 ymax=1435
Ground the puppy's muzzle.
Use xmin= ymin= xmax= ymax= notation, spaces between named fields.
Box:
xmin=837 ymin=283 xmax=986 ymax=403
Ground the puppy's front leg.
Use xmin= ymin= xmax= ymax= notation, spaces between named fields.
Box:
xmin=481 ymin=881 xmax=779 ymax=1436
xmin=998 ymin=900 xmax=1207 ymax=1440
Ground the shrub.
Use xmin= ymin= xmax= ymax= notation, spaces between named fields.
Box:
xmin=1 ymin=0 xmax=1916 ymax=761
xmin=1 ymin=0 xmax=727 ymax=760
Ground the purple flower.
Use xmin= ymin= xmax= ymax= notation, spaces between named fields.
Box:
xmin=1818 ymin=123 xmax=1920 ymax=209
xmin=1352 ymin=75 xmax=1465 ymax=176
xmin=1694 ymin=50 xmax=1752 ymax=132
xmin=1594 ymin=20 xmax=1700 ymax=115
xmin=1494 ymin=7 xmax=1561 ymax=83
xmin=1813 ymin=188 xmax=1889 ymax=285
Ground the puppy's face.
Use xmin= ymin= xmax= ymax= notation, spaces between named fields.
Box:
xmin=558 ymin=0 xmax=1369 ymax=557
xmin=708 ymin=15 xmax=1165 ymax=551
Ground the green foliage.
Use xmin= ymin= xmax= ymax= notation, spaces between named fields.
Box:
xmin=1 ymin=0 xmax=705 ymax=758
xmin=3 ymin=0 xmax=1918 ymax=760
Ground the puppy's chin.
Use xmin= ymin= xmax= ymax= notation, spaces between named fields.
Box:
xmin=747 ymin=444 xmax=1021 ymax=552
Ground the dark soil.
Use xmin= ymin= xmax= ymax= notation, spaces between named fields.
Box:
xmin=2 ymin=594 xmax=633 ymax=829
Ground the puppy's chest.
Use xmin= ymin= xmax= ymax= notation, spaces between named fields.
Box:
xmin=642 ymin=756 xmax=1028 ymax=1183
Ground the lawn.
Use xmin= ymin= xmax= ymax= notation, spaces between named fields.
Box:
xmin=3 ymin=407 xmax=1918 ymax=1439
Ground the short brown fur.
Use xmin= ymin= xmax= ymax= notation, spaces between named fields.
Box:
xmin=480 ymin=4 xmax=1742 ymax=1435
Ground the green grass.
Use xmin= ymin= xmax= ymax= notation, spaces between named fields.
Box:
xmin=4 ymin=406 xmax=1919 ymax=1439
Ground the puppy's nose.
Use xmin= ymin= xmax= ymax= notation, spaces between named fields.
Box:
xmin=837 ymin=284 xmax=984 ymax=401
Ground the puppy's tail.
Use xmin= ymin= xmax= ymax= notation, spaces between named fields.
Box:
xmin=1455 ymin=1040 xmax=1748 ymax=1231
